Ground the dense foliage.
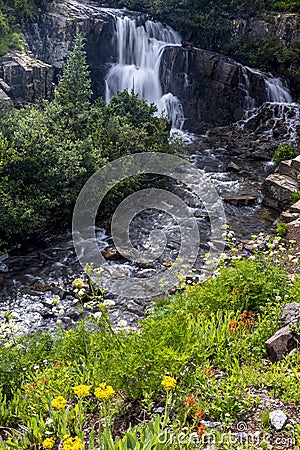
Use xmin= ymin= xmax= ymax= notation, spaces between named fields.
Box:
xmin=0 ymin=234 xmax=300 ymax=448
xmin=0 ymin=35 xmax=173 ymax=250
xmin=0 ymin=0 xmax=49 ymax=55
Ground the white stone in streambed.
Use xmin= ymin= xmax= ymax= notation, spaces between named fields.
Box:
xmin=270 ymin=409 xmax=288 ymax=430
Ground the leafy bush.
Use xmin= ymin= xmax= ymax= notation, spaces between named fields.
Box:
xmin=276 ymin=222 xmax=288 ymax=237
xmin=272 ymin=144 xmax=297 ymax=165
xmin=0 ymin=36 xmax=174 ymax=250
xmin=291 ymin=190 xmax=300 ymax=204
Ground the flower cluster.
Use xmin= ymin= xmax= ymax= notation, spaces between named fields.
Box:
xmin=185 ymin=395 xmax=195 ymax=407
xmin=228 ymin=311 xmax=255 ymax=333
xmin=161 ymin=375 xmax=177 ymax=390
xmin=203 ymin=366 xmax=215 ymax=376
xmin=42 ymin=437 xmax=55 ymax=449
xmin=73 ymin=385 xmax=91 ymax=398
xmin=196 ymin=424 xmax=206 ymax=436
xmin=51 ymin=396 xmax=67 ymax=410
xmin=94 ymin=382 xmax=115 ymax=400
xmin=183 ymin=395 xmax=206 ymax=435
xmin=62 ymin=435 xmax=84 ymax=450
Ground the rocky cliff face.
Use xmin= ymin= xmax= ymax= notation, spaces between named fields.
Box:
xmin=0 ymin=0 xmax=291 ymax=129
xmin=230 ymin=14 xmax=298 ymax=49
xmin=0 ymin=52 xmax=53 ymax=106
xmin=24 ymin=0 xmax=116 ymax=98
xmin=160 ymin=46 xmax=267 ymax=130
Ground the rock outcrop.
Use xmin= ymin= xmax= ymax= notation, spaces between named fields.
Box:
xmin=265 ymin=303 xmax=300 ymax=362
xmin=24 ymin=0 xmax=116 ymax=99
xmin=159 ymin=46 xmax=269 ymax=130
xmin=0 ymin=52 xmax=53 ymax=105
xmin=230 ymin=14 xmax=298 ymax=49
xmin=262 ymin=155 xmax=300 ymax=214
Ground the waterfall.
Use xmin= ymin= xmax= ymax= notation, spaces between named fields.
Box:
xmin=265 ymin=77 xmax=293 ymax=103
xmin=105 ymin=14 xmax=185 ymax=129
xmin=239 ymin=66 xmax=256 ymax=111
xmin=241 ymin=65 xmax=293 ymax=107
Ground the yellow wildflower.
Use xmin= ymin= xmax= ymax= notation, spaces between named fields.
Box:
xmin=161 ymin=375 xmax=177 ymax=390
xmin=94 ymin=382 xmax=115 ymax=400
xmin=51 ymin=395 xmax=67 ymax=410
xmin=72 ymin=278 xmax=85 ymax=289
xmin=73 ymin=385 xmax=91 ymax=398
xmin=62 ymin=435 xmax=84 ymax=450
xmin=42 ymin=437 xmax=55 ymax=449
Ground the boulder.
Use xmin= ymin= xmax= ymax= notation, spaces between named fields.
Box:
xmin=223 ymin=195 xmax=257 ymax=206
xmin=289 ymin=200 xmax=300 ymax=213
xmin=264 ymin=325 xmax=300 ymax=362
xmin=291 ymin=155 xmax=300 ymax=173
xmin=226 ymin=161 xmax=240 ymax=172
xmin=278 ymin=159 xmax=298 ymax=179
xmin=261 ymin=173 xmax=298 ymax=212
xmin=102 ymin=248 xmax=121 ymax=261
xmin=0 ymin=52 xmax=53 ymax=104
xmin=277 ymin=210 xmax=298 ymax=223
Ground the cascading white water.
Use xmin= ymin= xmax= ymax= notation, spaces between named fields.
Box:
xmin=265 ymin=77 xmax=293 ymax=103
xmin=105 ymin=14 xmax=185 ymax=129
xmin=242 ymin=66 xmax=293 ymax=105
xmin=239 ymin=66 xmax=256 ymax=111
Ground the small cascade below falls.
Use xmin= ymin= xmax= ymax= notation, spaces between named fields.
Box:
xmin=240 ymin=65 xmax=293 ymax=112
xmin=265 ymin=76 xmax=293 ymax=103
xmin=105 ymin=13 xmax=185 ymax=129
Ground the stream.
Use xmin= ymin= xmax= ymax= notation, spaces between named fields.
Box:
xmin=1 ymin=8 xmax=300 ymax=334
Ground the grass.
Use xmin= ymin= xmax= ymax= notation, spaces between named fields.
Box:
xmin=0 ymin=232 xmax=300 ymax=449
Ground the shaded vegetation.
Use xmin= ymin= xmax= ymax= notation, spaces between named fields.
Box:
xmin=0 ymin=35 xmax=173 ymax=251
xmin=0 ymin=0 xmax=49 ymax=55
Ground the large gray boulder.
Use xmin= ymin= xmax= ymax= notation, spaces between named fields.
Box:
xmin=0 ymin=52 xmax=53 ymax=104
xmin=261 ymin=173 xmax=298 ymax=212
xmin=264 ymin=303 xmax=300 ymax=362
xmin=264 ymin=325 xmax=300 ymax=362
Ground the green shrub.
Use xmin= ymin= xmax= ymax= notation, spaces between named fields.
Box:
xmin=276 ymin=222 xmax=288 ymax=237
xmin=291 ymin=190 xmax=300 ymax=204
xmin=273 ymin=144 xmax=297 ymax=166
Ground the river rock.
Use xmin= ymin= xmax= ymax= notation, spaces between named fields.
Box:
xmin=226 ymin=161 xmax=240 ymax=172
xmin=264 ymin=325 xmax=300 ymax=362
xmin=102 ymin=248 xmax=121 ymax=261
xmin=269 ymin=409 xmax=288 ymax=431
xmin=223 ymin=196 xmax=257 ymax=206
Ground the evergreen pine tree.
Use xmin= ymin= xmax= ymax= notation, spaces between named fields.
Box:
xmin=54 ymin=33 xmax=92 ymax=118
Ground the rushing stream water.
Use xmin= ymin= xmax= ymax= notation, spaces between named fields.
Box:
xmin=1 ymin=8 xmax=299 ymax=333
